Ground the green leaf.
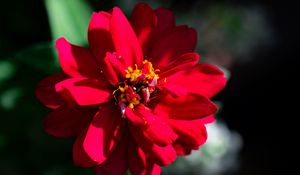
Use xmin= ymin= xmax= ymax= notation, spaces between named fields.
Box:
xmin=45 ymin=0 xmax=93 ymax=45
xmin=0 ymin=60 xmax=16 ymax=84
xmin=12 ymin=42 xmax=59 ymax=74
xmin=0 ymin=87 xmax=23 ymax=111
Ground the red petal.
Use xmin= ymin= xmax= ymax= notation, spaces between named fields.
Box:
xmin=128 ymin=120 xmax=176 ymax=166
xmin=43 ymin=104 xmax=95 ymax=138
xmin=172 ymin=141 xmax=194 ymax=156
xmin=128 ymin=124 xmax=177 ymax=166
xmin=128 ymin=138 xmax=147 ymax=175
xmin=110 ymin=7 xmax=143 ymax=67
xmin=152 ymin=8 xmax=175 ymax=41
xmin=163 ymin=83 xmax=188 ymax=97
xmin=93 ymin=131 xmax=129 ymax=175
xmin=88 ymin=12 xmax=114 ymax=61
xmin=168 ymin=119 xmax=207 ymax=147
xmin=130 ymin=3 xmax=157 ymax=54
xmin=148 ymin=144 xmax=177 ymax=166
xmin=148 ymin=164 xmax=161 ymax=175
xmin=126 ymin=105 xmax=178 ymax=147
xmin=128 ymin=139 xmax=161 ymax=175
xmin=35 ymin=73 xmax=67 ymax=108
xmin=129 ymin=125 xmax=153 ymax=154
xmin=154 ymin=94 xmax=218 ymax=120
xmin=150 ymin=26 xmax=197 ymax=68
xmin=159 ymin=53 xmax=200 ymax=78
xmin=165 ymin=64 xmax=227 ymax=98
xmin=73 ymin=103 xmax=125 ymax=167
xmin=56 ymin=38 xmax=100 ymax=78
xmin=102 ymin=52 xmax=126 ymax=86
xmin=200 ymin=115 xmax=216 ymax=124
xmin=55 ymin=77 xmax=112 ymax=106
xmin=172 ymin=28 xmax=197 ymax=62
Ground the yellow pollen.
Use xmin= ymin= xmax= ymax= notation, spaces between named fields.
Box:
xmin=129 ymin=103 xmax=134 ymax=109
xmin=127 ymin=66 xmax=133 ymax=72
xmin=114 ymin=60 xmax=160 ymax=110
xmin=128 ymin=98 xmax=140 ymax=109
xmin=125 ymin=66 xmax=141 ymax=81
xmin=119 ymin=87 xmax=125 ymax=92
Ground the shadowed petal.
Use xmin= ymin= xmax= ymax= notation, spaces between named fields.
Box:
xmin=36 ymin=73 xmax=67 ymax=108
xmin=73 ymin=103 xmax=125 ymax=167
xmin=128 ymin=138 xmax=161 ymax=175
xmin=43 ymin=104 xmax=95 ymax=138
xmin=150 ymin=26 xmax=197 ymax=68
xmin=88 ymin=11 xmax=115 ymax=62
xmin=154 ymin=94 xmax=218 ymax=120
xmin=148 ymin=144 xmax=177 ymax=166
xmin=110 ymin=7 xmax=143 ymax=67
xmin=130 ymin=3 xmax=157 ymax=54
xmin=55 ymin=77 xmax=112 ymax=106
xmin=56 ymin=38 xmax=100 ymax=78
xmin=159 ymin=53 xmax=200 ymax=78
xmin=93 ymin=130 xmax=129 ymax=175
xmin=152 ymin=7 xmax=175 ymax=41
xmin=128 ymin=138 xmax=147 ymax=175
xmin=172 ymin=141 xmax=196 ymax=156
xmin=168 ymin=119 xmax=207 ymax=147
xmin=128 ymin=124 xmax=176 ymax=166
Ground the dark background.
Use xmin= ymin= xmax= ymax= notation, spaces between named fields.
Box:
xmin=0 ymin=0 xmax=297 ymax=174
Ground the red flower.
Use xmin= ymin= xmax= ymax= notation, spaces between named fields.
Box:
xmin=36 ymin=3 xmax=226 ymax=175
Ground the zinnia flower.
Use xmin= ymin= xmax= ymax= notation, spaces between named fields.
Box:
xmin=36 ymin=3 xmax=226 ymax=175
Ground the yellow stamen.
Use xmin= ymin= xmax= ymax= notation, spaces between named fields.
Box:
xmin=119 ymin=87 xmax=125 ymax=92
xmin=129 ymin=103 xmax=134 ymax=109
xmin=128 ymin=66 xmax=133 ymax=72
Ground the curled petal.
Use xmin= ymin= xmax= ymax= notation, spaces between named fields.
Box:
xmin=172 ymin=141 xmax=195 ymax=156
xmin=35 ymin=73 xmax=67 ymax=108
xmin=126 ymin=105 xmax=178 ymax=147
xmin=129 ymin=124 xmax=176 ymax=166
xmin=110 ymin=7 xmax=143 ymax=67
xmin=102 ymin=52 xmax=126 ymax=86
xmin=148 ymin=144 xmax=177 ymax=166
xmin=55 ymin=77 xmax=112 ymax=106
xmin=73 ymin=103 xmax=125 ymax=167
xmin=56 ymin=38 xmax=100 ymax=78
xmin=168 ymin=119 xmax=207 ymax=147
xmin=159 ymin=53 xmax=200 ymax=78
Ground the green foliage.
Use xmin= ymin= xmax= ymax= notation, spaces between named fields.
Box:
xmin=45 ymin=0 xmax=93 ymax=45
xmin=0 ymin=61 xmax=16 ymax=83
xmin=11 ymin=42 xmax=60 ymax=74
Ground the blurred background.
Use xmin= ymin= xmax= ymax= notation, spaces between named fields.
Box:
xmin=0 ymin=0 xmax=297 ymax=174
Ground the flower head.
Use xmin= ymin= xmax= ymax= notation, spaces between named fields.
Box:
xmin=36 ymin=3 xmax=226 ymax=175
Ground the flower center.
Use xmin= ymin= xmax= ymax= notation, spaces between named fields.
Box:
xmin=113 ymin=60 xmax=160 ymax=114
